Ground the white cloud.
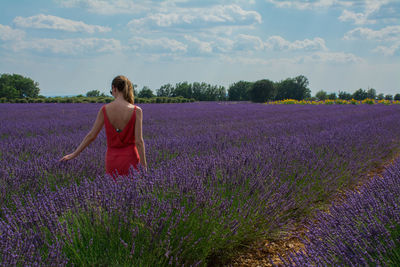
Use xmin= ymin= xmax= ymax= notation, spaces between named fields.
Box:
xmin=234 ymin=34 xmax=264 ymax=51
xmin=221 ymin=51 xmax=363 ymax=65
xmin=265 ymin=36 xmax=328 ymax=51
xmin=128 ymin=34 xmax=328 ymax=57
xmin=266 ymin=0 xmax=399 ymax=26
xmin=296 ymin=51 xmax=364 ymax=63
xmin=13 ymin=14 xmax=111 ymax=33
xmin=56 ymin=0 xmax=148 ymax=14
xmin=215 ymin=35 xmax=327 ymax=53
xmin=0 ymin=24 xmax=25 ymax=41
xmin=213 ymin=37 xmax=235 ymax=53
xmin=11 ymin=37 xmax=122 ymax=54
xmin=128 ymin=4 xmax=261 ymax=32
xmin=373 ymin=42 xmax=400 ymax=56
xmin=343 ymin=25 xmax=400 ymax=41
xmin=184 ymin=35 xmax=213 ymax=54
xmin=130 ymin=37 xmax=187 ymax=54
xmin=344 ymin=25 xmax=400 ymax=56
xmin=221 ymin=55 xmax=270 ymax=65
xmin=339 ymin=9 xmax=374 ymax=25
xmin=265 ymin=0 xmax=352 ymax=10
xmin=339 ymin=0 xmax=397 ymax=25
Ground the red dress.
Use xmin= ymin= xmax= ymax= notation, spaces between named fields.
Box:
xmin=102 ymin=105 xmax=140 ymax=177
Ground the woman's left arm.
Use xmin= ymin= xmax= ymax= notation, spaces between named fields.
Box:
xmin=59 ymin=108 xmax=104 ymax=162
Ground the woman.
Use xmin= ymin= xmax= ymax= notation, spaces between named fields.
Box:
xmin=59 ymin=75 xmax=147 ymax=178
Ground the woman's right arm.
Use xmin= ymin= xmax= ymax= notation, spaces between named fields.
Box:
xmin=135 ymin=106 xmax=147 ymax=170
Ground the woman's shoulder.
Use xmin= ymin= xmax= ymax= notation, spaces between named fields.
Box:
xmin=134 ymin=105 xmax=142 ymax=115
xmin=103 ymin=102 xmax=112 ymax=109
xmin=134 ymin=104 xmax=142 ymax=111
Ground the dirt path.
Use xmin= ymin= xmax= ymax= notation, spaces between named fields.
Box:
xmin=228 ymin=154 xmax=399 ymax=267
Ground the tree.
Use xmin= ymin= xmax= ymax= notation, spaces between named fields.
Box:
xmin=328 ymin=92 xmax=337 ymax=100
xmin=132 ymin=84 xmax=139 ymax=97
xmin=394 ymin=94 xmax=400 ymax=101
xmin=0 ymin=85 xmax=19 ymax=99
xmin=366 ymin=88 xmax=376 ymax=99
xmin=293 ymin=75 xmax=311 ymax=99
xmin=192 ymin=82 xmax=206 ymax=101
xmin=174 ymin=82 xmax=192 ymax=99
xmin=228 ymin=81 xmax=252 ymax=101
xmin=385 ymin=94 xmax=393 ymax=100
xmin=204 ymin=84 xmax=226 ymax=101
xmin=0 ymin=73 xmax=40 ymax=99
xmin=338 ymin=91 xmax=352 ymax=100
xmin=86 ymin=90 xmax=100 ymax=97
xmin=249 ymin=79 xmax=275 ymax=103
xmin=352 ymin=88 xmax=368 ymax=100
xmin=315 ymin=90 xmax=328 ymax=101
xmin=138 ymin=86 xmax=154 ymax=98
xmin=156 ymin=83 xmax=174 ymax=97
xmin=275 ymin=75 xmax=311 ymax=100
xmin=214 ymin=85 xmax=227 ymax=101
xmin=377 ymin=93 xmax=385 ymax=100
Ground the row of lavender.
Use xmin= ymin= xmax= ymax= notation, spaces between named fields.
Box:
xmin=1 ymin=103 xmax=400 ymax=265
xmin=285 ymin=157 xmax=400 ymax=266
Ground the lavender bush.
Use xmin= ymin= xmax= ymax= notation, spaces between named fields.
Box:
xmin=286 ymin=158 xmax=400 ymax=266
xmin=1 ymin=103 xmax=400 ymax=265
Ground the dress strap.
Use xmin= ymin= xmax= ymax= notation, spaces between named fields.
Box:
xmin=102 ymin=105 xmax=110 ymax=126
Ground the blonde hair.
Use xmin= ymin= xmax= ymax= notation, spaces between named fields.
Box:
xmin=112 ymin=75 xmax=134 ymax=104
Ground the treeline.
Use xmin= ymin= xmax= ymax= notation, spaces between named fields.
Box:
xmin=314 ymin=88 xmax=400 ymax=101
xmin=136 ymin=76 xmax=309 ymax=103
xmin=0 ymin=74 xmax=194 ymax=104
xmin=155 ymin=82 xmax=227 ymax=101
xmin=0 ymin=96 xmax=194 ymax=104
xmin=227 ymin=77 xmax=400 ymax=102
xmin=2 ymin=73 xmax=399 ymax=103
xmin=228 ymin=75 xmax=311 ymax=102
xmin=0 ymin=73 xmax=40 ymax=99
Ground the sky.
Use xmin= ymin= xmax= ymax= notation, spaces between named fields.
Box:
xmin=0 ymin=0 xmax=399 ymax=97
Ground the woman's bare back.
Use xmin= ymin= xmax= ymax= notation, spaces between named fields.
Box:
xmin=104 ymin=102 xmax=136 ymax=131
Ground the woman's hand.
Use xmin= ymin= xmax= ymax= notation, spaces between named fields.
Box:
xmin=59 ymin=152 xmax=78 ymax=162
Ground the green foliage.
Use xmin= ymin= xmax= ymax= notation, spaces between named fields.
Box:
xmin=228 ymin=81 xmax=252 ymax=101
xmin=363 ymin=98 xmax=375 ymax=105
xmin=352 ymin=88 xmax=368 ymax=100
xmin=395 ymin=94 xmax=400 ymax=101
xmin=328 ymin=93 xmax=337 ymax=100
xmin=155 ymin=82 xmax=226 ymax=101
xmin=0 ymin=73 xmax=40 ymax=99
xmin=174 ymin=82 xmax=193 ymax=99
xmin=377 ymin=93 xmax=385 ymax=100
xmin=138 ymin=86 xmax=155 ymax=98
xmin=385 ymin=94 xmax=393 ymax=101
xmin=86 ymin=90 xmax=101 ymax=97
xmin=315 ymin=90 xmax=328 ymax=101
xmin=16 ymin=98 xmax=28 ymax=103
xmin=338 ymin=91 xmax=352 ymax=100
xmin=0 ymin=85 xmax=19 ymax=99
xmin=249 ymin=79 xmax=275 ymax=103
xmin=156 ymin=83 xmax=174 ymax=97
xmin=350 ymin=99 xmax=359 ymax=105
xmin=275 ymin=75 xmax=311 ymax=101
xmin=366 ymin=88 xmax=377 ymax=99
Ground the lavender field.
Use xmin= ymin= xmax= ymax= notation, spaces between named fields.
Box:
xmin=1 ymin=102 xmax=400 ymax=266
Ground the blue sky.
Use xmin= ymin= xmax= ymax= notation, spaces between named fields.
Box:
xmin=0 ymin=0 xmax=399 ymax=96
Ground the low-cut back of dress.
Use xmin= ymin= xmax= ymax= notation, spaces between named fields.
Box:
xmin=102 ymin=105 xmax=139 ymax=178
